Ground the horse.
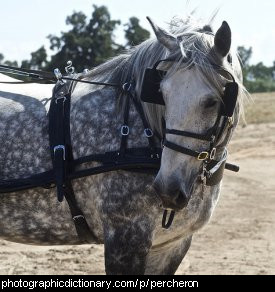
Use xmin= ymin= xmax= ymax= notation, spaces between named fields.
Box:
xmin=0 ymin=15 xmax=246 ymax=275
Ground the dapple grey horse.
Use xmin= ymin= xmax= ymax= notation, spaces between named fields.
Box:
xmin=0 ymin=16 xmax=246 ymax=274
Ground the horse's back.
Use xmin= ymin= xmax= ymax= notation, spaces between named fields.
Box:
xmin=0 ymin=74 xmax=54 ymax=179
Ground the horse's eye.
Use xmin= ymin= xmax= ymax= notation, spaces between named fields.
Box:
xmin=205 ymin=98 xmax=218 ymax=109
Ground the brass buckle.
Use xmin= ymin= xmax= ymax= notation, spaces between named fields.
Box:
xmin=197 ymin=152 xmax=209 ymax=161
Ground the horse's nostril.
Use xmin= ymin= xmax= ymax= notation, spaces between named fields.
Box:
xmin=157 ymin=189 xmax=190 ymax=211
xmin=152 ymin=179 xmax=190 ymax=211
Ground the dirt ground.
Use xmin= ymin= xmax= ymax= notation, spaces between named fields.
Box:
xmin=0 ymin=96 xmax=274 ymax=275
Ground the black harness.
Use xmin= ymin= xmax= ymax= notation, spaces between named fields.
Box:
xmin=0 ymin=60 xmax=239 ymax=239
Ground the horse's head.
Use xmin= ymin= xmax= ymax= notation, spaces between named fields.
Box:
xmin=144 ymin=18 xmax=244 ymax=211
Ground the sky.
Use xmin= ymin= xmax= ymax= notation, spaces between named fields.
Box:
xmin=0 ymin=0 xmax=274 ymax=66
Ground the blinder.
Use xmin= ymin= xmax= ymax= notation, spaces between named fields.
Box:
xmin=221 ymin=81 xmax=239 ymax=118
xmin=140 ymin=60 xmax=166 ymax=105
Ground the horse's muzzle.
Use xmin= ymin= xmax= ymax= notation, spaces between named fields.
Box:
xmin=152 ymin=182 xmax=190 ymax=211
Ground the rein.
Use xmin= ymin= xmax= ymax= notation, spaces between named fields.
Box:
xmin=0 ymin=63 xmax=120 ymax=88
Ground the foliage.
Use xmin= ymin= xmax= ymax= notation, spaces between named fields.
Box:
xmin=21 ymin=47 xmax=48 ymax=70
xmin=124 ymin=17 xmax=150 ymax=48
xmin=0 ymin=53 xmax=18 ymax=67
xmin=46 ymin=6 xmax=123 ymax=72
xmin=237 ymin=46 xmax=253 ymax=68
xmin=237 ymin=46 xmax=275 ymax=93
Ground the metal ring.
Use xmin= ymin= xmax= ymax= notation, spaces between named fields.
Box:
xmin=73 ymin=215 xmax=85 ymax=221
xmin=122 ymin=82 xmax=132 ymax=92
xmin=144 ymin=128 xmax=154 ymax=138
xmin=54 ymin=145 xmax=66 ymax=161
xmin=55 ymin=95 xmax=67 ymax=104
xmin=121 ymin=125 xmax=130 ymax=136
xmin=197 ymin=152 xmax=209 ymax=161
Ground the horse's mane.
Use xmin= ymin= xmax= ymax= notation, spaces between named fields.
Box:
xmin=84 ymin=15 xmax=248 ymax=136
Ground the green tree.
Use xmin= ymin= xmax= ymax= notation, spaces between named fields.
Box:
xmin=237 ymin=46 xmax=252 ymax=68
xmin=2 ymin=60 xmax=18 ymax=67
xmin=0 ymin=53 xmax=18 ymax=67
xmin=124 ymin=17 xmax=150 ymax=47
xmin=46 ymin=5 xmax=122 ymax=72
xmin=237 ymin=46 xmax=275 ymax=93
xmin=249 ymin=62 xmax=273 ymax=80
xmin=21 ymin=46 xmax=48 ymax=70
xmin=0 ymin=53 xmax=4 ymax=64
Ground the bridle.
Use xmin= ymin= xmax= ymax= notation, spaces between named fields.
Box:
xmin=140 ymin=59 xmax=240 ymax=227
xmin=163 ymin=73 xmax=239 ymax=186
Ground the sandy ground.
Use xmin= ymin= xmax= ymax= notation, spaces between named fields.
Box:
xmin=0 ymin=123 xmax=274 ymax=275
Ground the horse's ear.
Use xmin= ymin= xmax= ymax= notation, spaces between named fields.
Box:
xmin=147 ymin=17 xmax=177 ymax=51
xmin=214 ymin=21 xmax=232 ymax=57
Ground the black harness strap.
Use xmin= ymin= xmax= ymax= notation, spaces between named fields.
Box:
xmin=119 ymin=92 xmax=131 ymax=158
xmin=49 ymin=81 xmax=68 ymax=202
xmin=0 ymin=155 xmax=162 ymax=194
xmin=131 ymin=97 xmax=158 ymax=156
xmin=0 ymin=64 xmax=55 ymax=80
xmin=162 ymin=210 xmax=176 ymax=229
xmin=166 ymin=129 xmax=213 ymax=142
xmin=0 ymin=64 xmax=121 ymax=88
xmin=63 ymin=181 xmax=98 ymax=243
xmin=164 ymin=139 xmax=203 ymax=159
xmin=49 ymin=78 xmax=98 ymax=243
xmin=164 ymin=139 xmax=236 ymax=172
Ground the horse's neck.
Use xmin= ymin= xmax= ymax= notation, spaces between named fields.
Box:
xmin=70 ymin=86 xmax=150 ymax=160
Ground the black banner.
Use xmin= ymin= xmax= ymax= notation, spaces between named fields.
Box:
xmin=0 ymin=275 xmax=274 ymax=290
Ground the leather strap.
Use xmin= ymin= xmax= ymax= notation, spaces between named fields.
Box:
xmin=166 ymin=129 xmax=213 ymax=142
xmin=164 ymin=140 xmax=201 ymax=159
xmin=49 ymin=81 xmax=70 ymax=202
xmin=132 ymin=98 xmax=158 ymax=156
xmin=164 ymin=140 xmax=239 ymax=173
xmin=64 ymin=182 xmax=98 ymax=244
xmin=162 ymin=210 xmax=176 ymax=229
xmin=119 ymin=93 xmax=131 ymax=158
xmin=0 ymin=64 xmax=120 ymax=88
xmin=49 ymin=79 xmax=98 ymax=243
